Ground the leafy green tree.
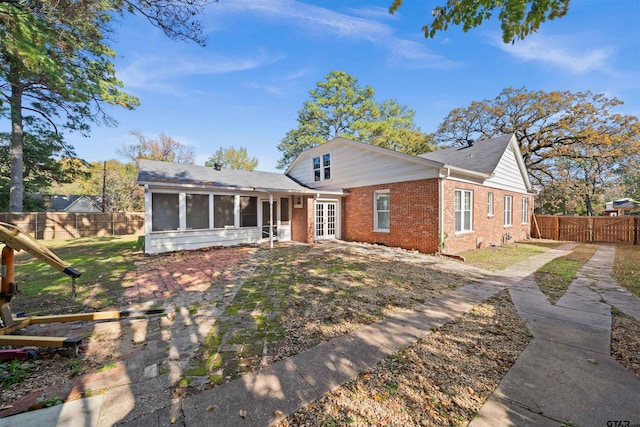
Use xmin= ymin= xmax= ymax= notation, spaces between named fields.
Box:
xmin=360 ymin=99 xmax=435 ymax=156
xmin=435 ymin=87 xmax=640 ymax=215
xmin=0 ymin=128 xmax=85 ymax=211
xmin=0 ymin=0 xmax=211 ymax=212
xmin=389 ymin=0 xmax=571 ymax=43
xmin=205 ymin=146 xmax=259 ymax=171
xmin=50 ymin=159 xmax=144 ymax=211
xmin=277 ymin=71 xmax=432 ymax=168
xmin=84 ymin=160 xmax=143 ymax=212
xmin=118 ymin=131 xmax=195 ymax=164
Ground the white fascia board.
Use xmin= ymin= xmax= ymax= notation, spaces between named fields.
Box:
xmin=439 ymin=166 xmax=492 ymax=180
xmin=508 ymin=136 xmax=533 ymax=192
xmin=138 ymin=181 xmax=334 ymax=195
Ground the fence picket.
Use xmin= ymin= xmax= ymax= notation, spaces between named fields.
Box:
xmin=533 ymin=214 xmax=638 ymax=244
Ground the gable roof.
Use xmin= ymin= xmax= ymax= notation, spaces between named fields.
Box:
xmin=285 ymin=137 xmax=444 ymax=175
xmin=64 ymin=195 xmax=103 ymax=212
xmin=419 ymin=134 xmax=514 ymax=175
xmin=612 ymin=198 xmax=639 ymax=208
xmin=27 ymin=194 xmax=103 ymax=212
xmin=137 ymin=160 xmax=329 ymax=194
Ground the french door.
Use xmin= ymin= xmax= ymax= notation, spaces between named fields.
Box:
xmin=315 ymin=201 xmax=337 ymax=240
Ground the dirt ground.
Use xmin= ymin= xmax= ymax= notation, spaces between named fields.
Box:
xmin=1 ymin=242 xmax=639 ymax=420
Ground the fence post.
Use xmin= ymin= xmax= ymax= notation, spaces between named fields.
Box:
xmin=554 ymin=215 xmax=559 ymax=240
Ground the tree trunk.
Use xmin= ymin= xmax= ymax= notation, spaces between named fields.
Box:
xmin=584 ymin=193 xmax=595 ymax=216
xmin=9 ymin=70 xmax=24 ymax=213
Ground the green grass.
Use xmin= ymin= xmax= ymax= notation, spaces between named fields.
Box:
xmin=0 ymin=360 xmax=36 ymax=387
xmin=461 ymin=240 xmax=562 ymax=271
xmin=97 ymin=361 xmax=117 ymax=373
xmin=535 ymin=244 xmax=598 ymax=304
xmin=612 ymin=245 xmax=640 ymax=297
xmin=12 ymin=235 xmax=141 ymax=312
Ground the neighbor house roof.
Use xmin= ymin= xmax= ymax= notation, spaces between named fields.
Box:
xmin=136 ymin=160 xmax=338 ymax=194
xmin=612 ymin=198 xmax=639 ymax=208
xmin=419 ymin=134 xmax=514 ymax=175
xmin=27 ymin=194 xmax=103 ymax=212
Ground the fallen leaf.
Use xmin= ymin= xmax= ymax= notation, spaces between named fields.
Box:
xmin=239 ymin=409 xmax=247 ymax=418
xmin=587 ymin=359 xmax=597 ymax=365
xmin=274 ymin=410 xmax=283 ymax=417
xmin=170 ymin=417 xmax=177 ymax=424
xmin=207 ymin=406 xmax=214 ymax=412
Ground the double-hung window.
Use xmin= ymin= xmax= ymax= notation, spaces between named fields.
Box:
xmin=313 ymin=153 xmax=331 ymax=181
xmin=455 ymin=189 xmax=472 ymax=233
xmin=504 ymin=195 xmax=513 ymax=226
xmin=487 ymin=192 xmax=494 ymax=216
xmin=374 ymin=190 xmax=390 ymax=232
xmin=521 ymin=197 xmax=529 ymax=224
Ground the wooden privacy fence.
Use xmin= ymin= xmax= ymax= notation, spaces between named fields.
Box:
xmin=532 ymin=215 xmax=640 ymax=245
xmin=0 ymin=212 xmax=144 ymax=240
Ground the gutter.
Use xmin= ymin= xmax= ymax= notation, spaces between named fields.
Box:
xmin=137 ymin=181 xmax=344 ymax=196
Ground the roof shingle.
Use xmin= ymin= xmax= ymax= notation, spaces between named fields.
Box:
xmin=136 ymin=160 xmax=316 ymax=193
xmin=420 ymin=134 xmax=514 ymax=175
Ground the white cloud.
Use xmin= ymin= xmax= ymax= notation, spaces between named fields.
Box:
xmin=210 ymin=0 xmax=456 ymax=68
xmin=243 ymin=82 xmax=283 ymax=95
xmin=118 ymin=50 xmax=285 ymax=93
xmin=494 ymin=33 xmax=613 ymax=74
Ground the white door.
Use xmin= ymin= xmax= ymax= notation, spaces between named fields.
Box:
xmin=261 ymin=200 xmax=277 ymax=240
xmin=315 ymin=201 xmax=337 ymax=240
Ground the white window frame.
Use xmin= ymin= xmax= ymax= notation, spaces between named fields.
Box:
xmin=294 ymin=195 xmax=303 ymax=208
xmin=522 ymin=197 xmax=529 ymax=224
xmin=312 ymin=153 xmax=331 ymax=182
xmin=487 ymin=192 xmax=494 ymax=217
xmin=373 ymin=190 xmax=390 ymax=232
xmin=455 ymin=189 xmax=473 ymax=233
xmin=504 ymin=195 xmax=513 ymax=227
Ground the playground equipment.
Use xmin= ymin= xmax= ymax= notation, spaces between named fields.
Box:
xmin=0 ymin=222 xmax=165 ymax=351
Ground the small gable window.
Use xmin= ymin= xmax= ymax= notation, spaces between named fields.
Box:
xmin=313 ymin=153 xmax=331 ymax=182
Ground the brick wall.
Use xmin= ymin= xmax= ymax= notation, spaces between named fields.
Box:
xmin=291 ymin=195 xmax=314 ymax=243
xmin=343 ymin=179 xmax=440 ymax=254
xmin=442 ymin=180 xmax=533 ymax=254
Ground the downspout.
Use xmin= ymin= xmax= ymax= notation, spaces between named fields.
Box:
xmin=144 ymin=184 xmax=151 ymax=254
xmin=439 ymin=168 xmax=449 ymax=252
xmin=269 ymin=193 xmax=274 ymax=249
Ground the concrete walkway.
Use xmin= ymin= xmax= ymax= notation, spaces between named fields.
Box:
xmin=1 ymin=243 xmax=639 ymax=426
xmin=470 ymin=244 xmax=640 ymax=426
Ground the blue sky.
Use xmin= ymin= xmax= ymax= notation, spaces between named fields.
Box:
xmin=67 ymin=0 xmax=639 ymax=172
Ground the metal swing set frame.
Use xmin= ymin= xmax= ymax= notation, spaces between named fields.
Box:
xmin=0 ymin=222 xmax=164 ymax=351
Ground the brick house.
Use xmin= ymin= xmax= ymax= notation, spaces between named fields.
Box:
xmin=138 ymin=134 xmax=534 ymax=255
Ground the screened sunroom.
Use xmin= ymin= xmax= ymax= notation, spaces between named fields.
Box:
xmin=136 ymin=159 xmax=329 ymax=254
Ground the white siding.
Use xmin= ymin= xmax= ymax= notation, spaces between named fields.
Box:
xmin=288 ymin=142 xmax=438 ymax=188
xmin=144 ymin=187 xmax=295 ymax=254
xmin=484 ymin=146 xmax=530 ymax=194
xmin=147 ymin=228 xmax=260 ymax=254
